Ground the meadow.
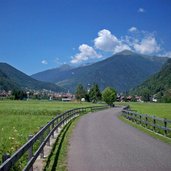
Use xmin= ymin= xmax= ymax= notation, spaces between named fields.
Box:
xmin=0 ymin=100 xmax=99 ymax=164
xmin=117 ymin=102 xmax=171 ymax=120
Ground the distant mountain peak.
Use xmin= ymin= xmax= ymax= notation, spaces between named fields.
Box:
xmin=117 ymin=50 xmax=135 ymax=55
xmin=31 ymin=52 xmax=167 ymax=93
xmin=59 ymin=64 xmax=72 ymax=71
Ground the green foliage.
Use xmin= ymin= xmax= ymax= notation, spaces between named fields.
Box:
xmin=12 ymin=89 xmax=27 ymax=100
xmin=89 ymin=84 xmax=102 ymax=103
xmin=75 ymin=84 xmax=86 ymax=101
xmin=0 ymin=63 xmax=63 ymax=92
xmin=102 ymin=87 xmax=116 ymax=105
xmin=141 ymin=88 xmax=150 ymax=102
xmin=131 ymin=59 xmax=171 ymax=102
xmin=161 ymin=89 xmax=171 ymax=103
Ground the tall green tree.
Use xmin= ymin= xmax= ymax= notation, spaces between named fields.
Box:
xmin=102 ymin=87 xmax=116 ymax=106
xmin=89 ymin=84 xmax=102 ymax=103
xmin=75 ymin=84 xmax=86 ymax=101
xmin=141 ymin=88 xmax=150 ymax=102
xmin=12 ymin=89 xmax=27 ymax=100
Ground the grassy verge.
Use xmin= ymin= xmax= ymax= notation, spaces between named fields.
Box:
xmin=119 ymin=115 xmax=171 ymax=145
xmin=44 ymin=116 xmax=81 ymax=171
xmin=0 ymin=100 xmax=102 ymax=168
xmin=116 ymin=102 xmax=171 ymax=119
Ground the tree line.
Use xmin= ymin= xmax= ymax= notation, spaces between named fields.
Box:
xmin=75 ymin=84 xmax=116 ymax=106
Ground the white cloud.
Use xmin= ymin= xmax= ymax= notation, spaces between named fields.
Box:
xmin=138 ymin=8 xmax=145 ymax=13
xmin=94 ymin=29 xmax=120 ymax=52
xmin=160 ymin=51 xmax=171 ymax=58
xmin=94 ymin=29 xmax=131 ymax=53
xmin=113 ymin=44 xmax=131 ymax=54
xmin=71 ymin=28 xmax=168 ymax=64
xmin=128 ymin=27 xmax=137 ymax=32
xmin=71 ymin=44 xmax=102 ymax=64
xmin=133 ymin=36 xmax=161 ymax=54
xmin=41 ymin=60 xmax=48 ymax=64
xmin=94 ymin=29 xmax=162 ymax=55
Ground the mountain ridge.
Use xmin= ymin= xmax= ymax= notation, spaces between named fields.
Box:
xmin=0 ymin=62 xmax=64 ymax=92
xmin=131 ymin=58 xmax=171 ymax=102
xmin=31 ymin=51 xmax=168 ymax=92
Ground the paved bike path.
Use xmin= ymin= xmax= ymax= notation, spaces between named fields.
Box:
xmin=68 ymin=108 xmax=171 ymax=171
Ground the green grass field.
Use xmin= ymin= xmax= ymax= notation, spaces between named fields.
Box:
xmin=0 ymin=100 xmax=99 ymax=165
xmin=116 ymin=102 xmax=171 ymax=120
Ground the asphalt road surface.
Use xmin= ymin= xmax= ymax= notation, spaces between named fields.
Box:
xmin=68 ymin=108 xmax=171 ymax=171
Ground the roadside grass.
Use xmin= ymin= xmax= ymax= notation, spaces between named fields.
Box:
xmin=0 ymin=100 xmax=99 ymax=165
xmin=116 ymin=102 xmax=171 ymax=119
xmin=44 ymin=117 xmax=80 ymax=171
xmin=119 ymin=115 xmax=171 ymax=145
xmin=0 ymin=100 xmax=98 ymax=116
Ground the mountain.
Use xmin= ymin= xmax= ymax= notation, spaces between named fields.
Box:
xmin=0 ymin=63 xmax=64 ymax=92
xmin=131 ymin=58 xmax=171 ymax=102
xmin=32 ymin=50 xmax=168 ymax=92
xmin=31 ymin=64 xmax=73 ymax=83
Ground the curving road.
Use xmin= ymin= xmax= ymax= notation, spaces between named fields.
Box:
xmin=68 ymin=108 xmax=171 ymax=171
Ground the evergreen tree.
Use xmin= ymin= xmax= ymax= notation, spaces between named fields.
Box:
xmin=75 ymin=84 xmax=86 ymax=101
xmin=89 ymin=84 xmax=102 ymax=103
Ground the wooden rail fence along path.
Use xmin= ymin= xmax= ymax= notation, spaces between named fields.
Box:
xmin=0 ymin=105 xmax=107 ymax=171
xmin=122 ymin=106 xmax=171 ymax=138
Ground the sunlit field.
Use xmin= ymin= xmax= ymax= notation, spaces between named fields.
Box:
xmin=0 ymin=100 xmax=99 ymax=164
xmin=117 ymin=102 xmax=171 ymax=119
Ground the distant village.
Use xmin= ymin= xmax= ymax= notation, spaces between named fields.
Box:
xmin=0 ymin=89 xmax=158 ymax=102
xmin=0 ymin=89 xmax=75 ymax=101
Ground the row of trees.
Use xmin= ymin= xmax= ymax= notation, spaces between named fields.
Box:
xmin=75 ymin=84 xmax=116 ymax=106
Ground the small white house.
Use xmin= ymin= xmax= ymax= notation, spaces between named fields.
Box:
xmin=81 ymin=98 xmax=85 ymax=102
xmin=62 ymin=98 xmax=72 ymax=102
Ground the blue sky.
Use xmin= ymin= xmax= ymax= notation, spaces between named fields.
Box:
xmin=0 ymin=0 xmax=171 ymax=75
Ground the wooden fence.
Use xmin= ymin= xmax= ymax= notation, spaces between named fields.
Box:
xmin=0 ymin=105 xmax=108 ymax=171
xmin=122 ymin=106 xmax=171 ymax=138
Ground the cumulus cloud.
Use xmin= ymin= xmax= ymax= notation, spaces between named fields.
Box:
xmin=113 ymin=44 xmax=131 ymax=54
xmin=133 ymin=36 xmax=161 ymax=54
xmin=94 ymin=29 xmax=162 ymax=55
xmin=71 ymin=44 xmax=102 ymax=64
xmin=94 ymin=29 xmax=120 ymax=52
xmin=94 ymin=29 xmax=131 ymax=53
xmin=71 ymin=28 xmax=168 ymax=64
xmin=128 ymin=27 xmax=137 ymax=32
xmin=138 ymin=8 xmax=145 ymax=13
xmin=41 ymin=60 xmax=48 ymax=64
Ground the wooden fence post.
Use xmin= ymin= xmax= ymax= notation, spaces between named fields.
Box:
xmin=153 ymin=116 xmax=156 ymax=132
xmin=140 ymin=115 xmax=142 ymax=125
xmin=47 ymin=125 xmax=50 ymax=146
xmin=164 ymin=118 xmax=167 ymax=136
xmin=40 ymin=133 xmax=44 ymax=158
xmin=52 ymin=120 xmax=55 ymax=138
xmin=2 ymin=153 xmax=10 ymax=163
xmin=145 ymin=115 xmax=148 ymax=127
xmin=28 ymin=135 xmax=33 ymax=171
xmin=56 ymin=118 xmax=59 ymax=133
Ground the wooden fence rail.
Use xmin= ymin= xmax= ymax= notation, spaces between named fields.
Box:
xmin=0 ymin=105 xmax=108 ymax=171
xmin=122 ymin=106 xmax=171 ymax=138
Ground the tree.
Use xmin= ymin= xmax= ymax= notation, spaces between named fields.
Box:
xmin=75 ymin=84 xmax=86 ymax=101
xmin=102 ymin=87 xmax=116 ymax=106
xmin=89 ymin=84 xmax=102 ymax=103
xmin=12 ymin=89 xmax=27 ymax=100
xmin=141 ymin=88 xmax=150 ymax=102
